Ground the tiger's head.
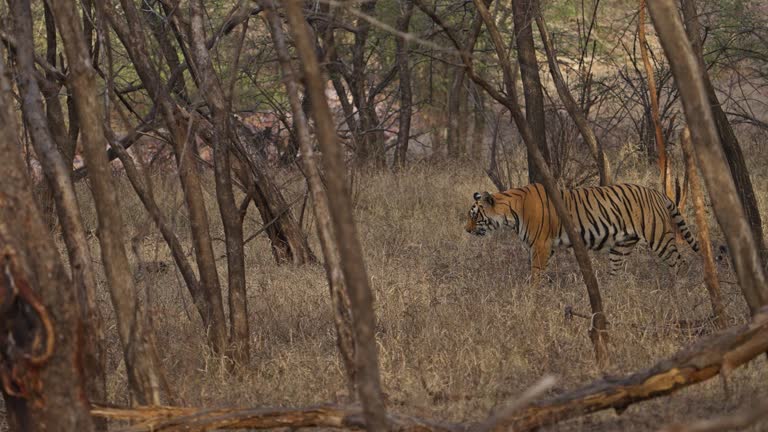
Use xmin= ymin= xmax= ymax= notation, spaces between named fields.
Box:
xmin=465 ymin=191 xmax=506 ymax=236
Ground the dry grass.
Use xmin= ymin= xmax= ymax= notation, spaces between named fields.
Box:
xmin=71 ymin=144 xmax=768 ymax=431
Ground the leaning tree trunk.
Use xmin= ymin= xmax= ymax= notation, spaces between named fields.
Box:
xmin=50 ymin=0 xmax=162 ymax=405
xmin=680 ymin=128 xmax=726 ymax=329
xmin=639 ymin=0 xmax=672 ymax=198
xmin=0 ymin=47 xmax=95 ymax=432
xmin=261 ymin=0 xmax=358 ymax=396
xmin=512 ymin=0 xmax=551 ymax=183
xmin=285 ymin=0 xmax=389 ymax=429
xmin=679 ymin=0 xmax=768 ymax=272
xmin=534 ymin=5 xmax=612 ymax=185
xmin=647 ymin=0 xmax=768 ymax=314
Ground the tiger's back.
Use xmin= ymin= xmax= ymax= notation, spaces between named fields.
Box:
xmin=466 ymin=183 xmax=699 ymax=285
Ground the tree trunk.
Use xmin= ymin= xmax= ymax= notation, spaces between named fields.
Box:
xmin=511 ymin=0 xmax=551 ymax=183
xmin=680 ymin=128 xmax=726 ymax=329
xmin=534 ymin=7 xmax=612 ymax=185
xmin=394 ymin=0 xmax=414 ymax=168
xmin=50 ymin=0 xmax=162 ymax=404
xmin=229 ymin=142 xmax=317 ymax=266
xmin=446 ymin=69 xmax=465 ymax=159
xmin=142 ymin=2 xmax=189 ymax=101
xmin=638 ymin=0 xmax=672 ymax=197
xmin=105 ymin=132 xmax=210 ymax=324
xmin=679 ymin=0 xmax=768 ymax=272
xmin=285 ymin=0 xmax=389 ymax=429
xmin=102 ymin=0 xmax=229 ymax=354
xmin=471 ymin=81 xmax=486 ymax=160
xmin=187 ymin=0 xmax=250 ymax=367
xmin=261 ymin=0 xmax=357 ymax=396
xmin=348 ymin=0 xmax=380 ymax=164
xmin=647 ymin=0 xmax=768 ymax=314
xmin=0 ymin=41 xmax=95 ymax=432
xmin=10 ymin=0 xmax=106 ymax=415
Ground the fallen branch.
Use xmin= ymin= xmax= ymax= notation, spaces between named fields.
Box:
xmin=486 ymin=307 xmax=768 ymax=431
xmin=91 ymin=404 xmax=462 ymax=432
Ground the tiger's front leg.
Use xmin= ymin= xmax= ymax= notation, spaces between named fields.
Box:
xmin=529 ymin=241 xmax=553 ymax=288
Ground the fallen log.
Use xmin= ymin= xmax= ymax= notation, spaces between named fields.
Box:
xmin=92 ymin=404 xmax=463 ymax=432
xmin=486 ymin=307 xmax=768 ymax=432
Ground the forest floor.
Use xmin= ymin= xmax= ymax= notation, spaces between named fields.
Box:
xmin=74 ymin=141 xmax=768 ymax=431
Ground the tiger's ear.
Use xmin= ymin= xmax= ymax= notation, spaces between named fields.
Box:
xmin=481 ymin=191 xmax=495 ymax=206
xmin=473 ymin=192 xmax=482 ymax=201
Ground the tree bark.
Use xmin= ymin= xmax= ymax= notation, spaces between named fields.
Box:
xmin=511 ymin=0 xmax=551 ymax=183
xmin=446 ymin=69 xmax=466 ymax=158
xmin=680 ymin=128 xmax=726 ymax=329
xmin=0 ymin=45 xmax=95 ymax=432
xmin=228 ymin=142 xmax=317 ymax=266
xmin=260 ymin=0 xmax=357 ymax=396
xmin=534 ymin=7 xmax=612 ymax=185
xmin=679 ymin=0 xmax=768 ymax=272
xmin=105 ymin=132 xmax=209 ymax=333
xmin=10 ymin=0 xmax=106 ymax=413
xmin=471 ymin=81 xmax=487 ymax=160
xmin=284 ymin=0 xmax=389 ymax=429
xmin=348 ymin=0 xmax=384 ymax=164
xmin=647 ymin=0 xmax=768 ymax=314
xmin=50 ymin=0 xmax=162 ymax=405
xmin=187 ymin=0 xmax=250 ymax=367
xmin=142 ymin=2 xmax=189 ymax=101
xmin=101 ymin=0 xmax=229 ymax=354
xmin=394 ymin=0 xmax=414 ymax=167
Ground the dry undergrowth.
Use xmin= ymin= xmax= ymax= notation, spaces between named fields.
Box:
xmin=71 ymin=142 xmax=768 ymax=431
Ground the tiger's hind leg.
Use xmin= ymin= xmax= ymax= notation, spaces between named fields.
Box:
xmin=655 ymin=231 xmax=687 ymax=275
xmin=608 ymin=237 xmax=639 ymax=276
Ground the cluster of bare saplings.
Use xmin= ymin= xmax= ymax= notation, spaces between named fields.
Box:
xmin=0 ymin=0 xmax=767 ymax=430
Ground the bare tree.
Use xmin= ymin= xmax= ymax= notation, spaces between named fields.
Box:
xmin=639 ymin=0 xmax=672 ymax=197
xmin=101 ymin=0 xmax=229 ymax=355
xmin=679 ymin=0 xmax=768 ymax=272
xmin=284 ymin=0 xmax=389 ymax=428
xmin=534 ymin=5 xmax=612 ymax=185
xmin=394 ymin=0 xmax=414 ymax=167
xmin=647 ymin=0 xmax=768 ymax=314
xmin=512 ymin=0 xmax=552 ymax=182
xmin=0 ymin=46 xmax=95 ymax=432
xmin=680 ymin=128 xmax=726 ymax=329
xmin=187 ymin=0 xmax=250 ymax=366
xmin=49 ymin=0 xmax=163 ymax=404
xmin=9 ymin=0 xmax=106 ymax=409
xmin=259 ymin=0 xmax=357 ymax=396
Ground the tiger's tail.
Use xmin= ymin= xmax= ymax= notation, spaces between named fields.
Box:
xmin=665 ymin=196 xmax=700 ymax=252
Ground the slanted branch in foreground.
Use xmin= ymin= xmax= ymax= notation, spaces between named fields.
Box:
xmin=93 ymin=308 xmax=768 ymax=432
xmin=487 ymin=307 xmax=768 ymax=432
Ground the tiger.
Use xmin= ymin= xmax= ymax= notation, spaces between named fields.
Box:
xmin=465 ymin=183 xmax=699 ymax=286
